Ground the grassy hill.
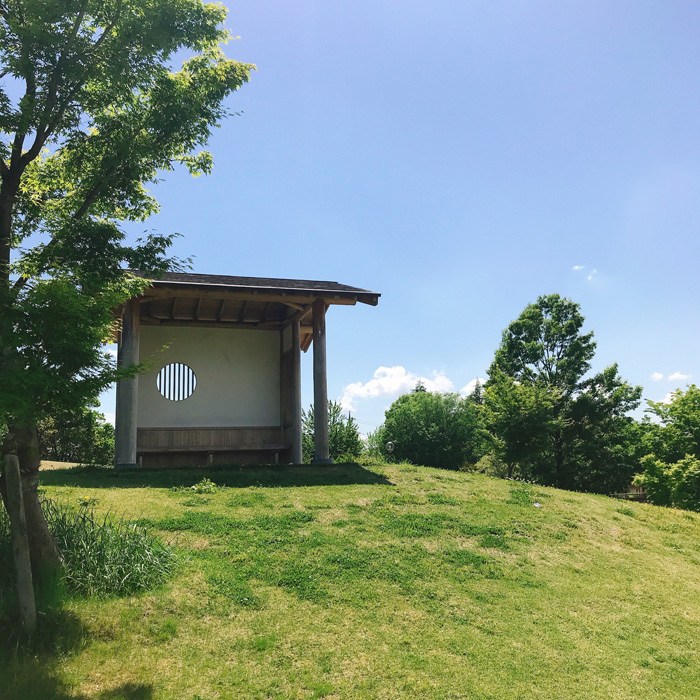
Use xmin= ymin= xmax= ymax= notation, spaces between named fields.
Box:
xmin=2 ymin=461 xmax=700 ymax=699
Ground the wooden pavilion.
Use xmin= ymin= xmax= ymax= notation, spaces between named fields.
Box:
xmin=114 ymin=272 xmax=380 ymax=468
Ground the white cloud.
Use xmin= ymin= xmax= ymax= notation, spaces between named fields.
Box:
xmin=102 ymin=412 xmax=116 ymax=426
xmin=459 ymin=377 xmax=487 ymax=395
xmin=660 ymin=392 xmax=675 ymax=405
xmin=572 ymin=265 xmax=584 ymax=271
xmin=668 ymin=371 xmax=690 ymax=381
xmin=340 ymin=366 xmax=455 ymax=412
xmin=650 ymin=372 xmax=664 ymax=381
xmin=587 ymin=268 xmax=598 ymax=281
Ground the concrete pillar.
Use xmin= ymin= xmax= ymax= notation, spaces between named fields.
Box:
xmin=312 ymin=298 xmax=332 ymax=463
xmin=115 ymin=298 xmax=140 ymax=468
xmin=291 ymin=320 xmax=303 ymax=463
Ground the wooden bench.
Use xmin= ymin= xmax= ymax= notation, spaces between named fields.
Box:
xmin=137 ymin=427 xmax=290 ymax=466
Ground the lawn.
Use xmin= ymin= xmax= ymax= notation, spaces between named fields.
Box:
xmin=2 ymin=461 xmax=700 ymax=699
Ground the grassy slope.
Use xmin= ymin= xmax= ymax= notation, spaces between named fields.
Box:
xmin=2 ymin=461 xmax=700 ymax=700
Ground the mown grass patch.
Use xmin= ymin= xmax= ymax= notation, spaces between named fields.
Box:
xmin=2 ymin=461 xmax=700 ymax=700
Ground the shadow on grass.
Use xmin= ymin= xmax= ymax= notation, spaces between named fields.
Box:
xmin=39 ymin=462 xmax=393 ymax=490
xmin=1 ymin=608 xmax=153 ymax=700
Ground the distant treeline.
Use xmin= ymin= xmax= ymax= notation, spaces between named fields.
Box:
xmin=363 ymin=295 xmax=699 ymax=512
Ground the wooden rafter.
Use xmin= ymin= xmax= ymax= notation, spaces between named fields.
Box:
xmin=238 ymin=300 xmax=249 ymax=323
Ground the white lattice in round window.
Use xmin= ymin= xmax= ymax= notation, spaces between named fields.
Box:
xmin=156 ymin=363 xmax=197 ymax=401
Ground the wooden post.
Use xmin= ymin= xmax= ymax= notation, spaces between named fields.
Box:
xmin=291 ymin=319 xmax=303 ymax=464
xmin=115 ymin=298 xmax=140 ymax=468
xmin=312 ymin=298 xmax=332 ymax=463
xmin=4 ymin=455 xmax=37 ymax=635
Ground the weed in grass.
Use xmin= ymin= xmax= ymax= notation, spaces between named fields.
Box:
xmin=207 ymin=570 xmax=264 ymax=609
xmin=77 ymin=495 xmax=99 ymax=507
xmin=191 ymin=477 xmax=222 ymax=494
xmin=379 ymin=512 xmax=457 ymax=537
xmin=181 ymin=497 xmax=211 ymax=507
xmin=251 ymin=635 xmax=276 ymax=651
xmin=443 ymin=548 xmax=503 ymax=579
xmin=379 ymin=511 xmax=508 ymax=540
xmin=617 ymin=506 xmax=636 ymax=518
xmin=145 ymin=511 xmax=237 ymax=535
xmin=479 ymin=532 xmax=510 ymax=551
xmin=317 ymin=653 xmax=333 ymax=674
xmin=426 ymin=492 xmax=460 ymax=506
xmin=151 ymin=618 xmax=178 ymax=643
xmin=276 ymin=561 xmax=327 ymax=603
xmin=309 ymin=681 xmax=335 ymax=699
xmin=508 ymin=486 xmax=533 ymax=506
xmin=331 ymin=519 xmax=349 ymax=528
xmin=227 ymin=490 xmax=270 ymax=508
xmin=382 ymin=493 xmax=424 ymax=506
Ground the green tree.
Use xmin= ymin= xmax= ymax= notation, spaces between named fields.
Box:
xmin=482 ymin=371 xmax=559 ymax=479
xmin=0 ymin=0 xmax=253 ymax=574
xmin=487 ymin=294 xmax=642 ymax=492
xmin=643 ymin=385 xmax=700 ymax=463
xmin=37 ymin=406 xmax=114 ymax=465
xmin=382 ymin=391 xmax=483 ymax=470
xmin=302 ymin=401 xmax=363 ymax=463
xmin=636 ymin=386 xmax=700 ymax=510
xmin=637 ymin=454 xmax=700 ymax=512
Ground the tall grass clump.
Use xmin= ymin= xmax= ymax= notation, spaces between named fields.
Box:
xmin=44 ymin=500 xmax=178 ymax=597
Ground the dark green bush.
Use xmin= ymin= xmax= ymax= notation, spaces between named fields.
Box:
xmin=382 ymin=390 xmax=483 ymax=470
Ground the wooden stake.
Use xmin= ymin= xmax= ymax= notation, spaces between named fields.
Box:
xmin=4 ymin=454 xmax=37 ymax=635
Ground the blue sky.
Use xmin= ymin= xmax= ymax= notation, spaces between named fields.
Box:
xmin=102 ymin=0 xmax=700 ymax=433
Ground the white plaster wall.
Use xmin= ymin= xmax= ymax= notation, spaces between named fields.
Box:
xmin=137 ymin=326 xmax=280 ymax=428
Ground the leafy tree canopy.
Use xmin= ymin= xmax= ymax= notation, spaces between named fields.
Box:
xmin=37 ymin=405 xmax=114 ymax=466
xmin=643 ymin=385 xmax=700 ymax=464
xmin=489 ymin=293 xmax=596 ymax=395
xmin=485 ymin=294 xmax=641 ymax=492
xmin=637 ymin=386 xmax=700 ymax=511
xmin=482 ymin=370 xmax=559 ymax=479
xmin=0 ymin=0 xmax=253 ymax=572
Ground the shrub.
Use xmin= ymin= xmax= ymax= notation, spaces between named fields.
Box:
xmin=382 ymin=390 xmax=483 ymax=470
xmin=302 ymin=401 xmax=362 ymax=463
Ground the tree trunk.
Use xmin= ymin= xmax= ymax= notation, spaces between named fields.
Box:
xmin=14 ymin=424 xmax=63 ymax=576
xmin=4 ymin=454 xmax=37 ymax=635
xmin=553 ymin=429 xmax=569 ymax=490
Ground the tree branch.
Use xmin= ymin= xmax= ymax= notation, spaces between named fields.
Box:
xmin=23 ymin=0 xmax=123 ymax=167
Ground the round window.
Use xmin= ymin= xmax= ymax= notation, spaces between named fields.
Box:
xmin=156 ymin=363 xmax=197 ymax=401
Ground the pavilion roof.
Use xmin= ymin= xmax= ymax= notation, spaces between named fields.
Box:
xmin=132 ymin=271 xmax=380 ymax=306
xmin=128 ymin=271 xmax=380 ymax=352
